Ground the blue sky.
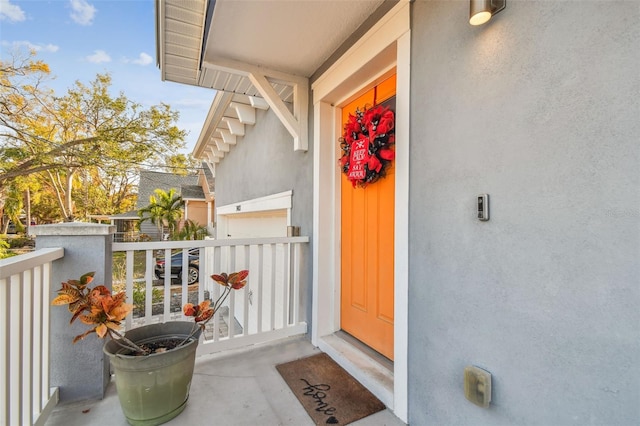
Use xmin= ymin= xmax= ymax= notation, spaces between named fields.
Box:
xmin=0 ymin=0 xmax=215 ymax=154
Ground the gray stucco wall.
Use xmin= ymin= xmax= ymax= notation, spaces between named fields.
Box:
xmin=214 ymin=107 xmax=313 ymax=235
xmin=408 ymin=1 xmax=639 ymax=425
xmin=34 ymin=223 xmax=114 ymax=403
xmin=213 ymin=106 xmax=314 ymax=324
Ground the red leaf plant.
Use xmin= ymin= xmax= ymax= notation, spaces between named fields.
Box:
xmin=53 ymin=270 xmax=249 ymax=355
xmin=182 ymin=270 xmax=249 ymax=326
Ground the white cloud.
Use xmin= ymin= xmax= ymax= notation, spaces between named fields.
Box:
xmin=42 ymin=43 xmax=59 ymax=52
xmin=0 ymin=0 xmax=26 ymax=22
xmin=6 ymin=40 xmax=59 ymax=52
xmin=86 ymin=49 xmax=111 ymax=63
xmin=132 ymin=52 xmax=153 ymax=66
xmin=69 ymin=0 xmax=96 ymax=26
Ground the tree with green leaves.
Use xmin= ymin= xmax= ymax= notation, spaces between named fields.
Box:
xmin=1 ymin=50 xmax=188 ymax=222
xmin=1 ymin=183 xmax=23 ymax=234
xmin=0 ymin=238 xmax=10 ymax=259
xmin=164 ymin=154 xmax=199 ymax=176
xmin=138 ymin=188 xmax=184 ymax=240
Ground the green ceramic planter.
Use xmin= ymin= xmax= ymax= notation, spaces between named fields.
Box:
xmin=103 ymin=321 xmax=201 ymax=426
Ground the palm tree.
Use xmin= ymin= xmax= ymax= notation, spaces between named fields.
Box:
xmin=138 ymin=188 xmax=184 ymax=240
xmin=175 ymin=219 xmax=209 ymax=240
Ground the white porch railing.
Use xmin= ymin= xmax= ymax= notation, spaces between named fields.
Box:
xmin=0 ymin=248 xmax=64 ymax=426
xmin=112 ymin=236 xmax=309 ymax=356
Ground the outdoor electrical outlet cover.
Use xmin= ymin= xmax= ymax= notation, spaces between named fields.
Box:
xmin=464 ymin=365 xmax=492 ymax=408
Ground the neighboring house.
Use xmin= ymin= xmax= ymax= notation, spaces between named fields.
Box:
xmin=101 ymin=210 xmax=140 ymax=242
xmin=156 ymin=1 xmax=639 ymax=425
xmin=137 ymin=168 xmax=215 ymax=240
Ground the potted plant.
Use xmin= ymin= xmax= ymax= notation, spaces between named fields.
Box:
xmin=53 ymin=269 xmax=249 ymax=426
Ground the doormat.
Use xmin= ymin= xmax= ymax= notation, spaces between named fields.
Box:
xmin=276 ymin=353 xmax=385 ymax=425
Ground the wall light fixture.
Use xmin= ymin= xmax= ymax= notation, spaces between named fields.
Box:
xmin=469 ymin=0 xmax=506 ymax=26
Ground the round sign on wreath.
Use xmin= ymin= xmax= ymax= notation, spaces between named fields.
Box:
xmin=339 ymin=104 xmax=395 ymax=188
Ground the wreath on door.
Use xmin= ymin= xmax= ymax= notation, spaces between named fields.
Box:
xmin=339 ymin=104 xmax=395 ymax=188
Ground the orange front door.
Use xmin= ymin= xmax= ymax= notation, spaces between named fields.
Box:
xmin=340 ymin=75 xmax=396 ymax=360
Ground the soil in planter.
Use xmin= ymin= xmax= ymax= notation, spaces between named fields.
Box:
xmin=137 ymin=338 xmax=184 ymax=355
xmin=121 ymin=337 xmax=198 ymax=356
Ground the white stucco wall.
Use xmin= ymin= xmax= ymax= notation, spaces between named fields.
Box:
xmin=408 ymin=1 xmax=639 ymax=424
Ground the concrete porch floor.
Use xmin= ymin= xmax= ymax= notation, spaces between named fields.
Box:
xmin=45 ymin=336 xmax=405 ymax=426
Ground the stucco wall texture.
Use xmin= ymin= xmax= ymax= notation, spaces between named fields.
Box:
xmin=214 ymin=107 xmax=313 ymax=236
xmin=213 ymin=106 xmax=314 ymax=324
xmin=185 ymin=201 xmax=210 ymax=227
xmin=408 ymin=1 xmax=639 ymax=425
xmin=34 ymin=224 xmax=113 ymax=403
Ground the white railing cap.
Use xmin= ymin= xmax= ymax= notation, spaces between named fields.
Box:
xmin=0 ymin=247 xmax=64 ymax=279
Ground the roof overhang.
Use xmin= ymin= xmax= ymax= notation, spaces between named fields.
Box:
xmin=156 ymin=0 xmax=387 ymax=159
xmin=193 ymin=91 xmax=271 ymax=170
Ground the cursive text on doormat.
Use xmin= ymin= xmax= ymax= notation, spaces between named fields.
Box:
xmin=300 ymin=378 xmax=339 ymax=422
xmin=276 ymin=352 xmax=385 ymax=425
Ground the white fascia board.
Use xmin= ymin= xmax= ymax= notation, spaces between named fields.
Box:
xmin=217 ymin=190 xmax=293 ymax=216
xmin=202 ymin=57 xmax=306 ymax=86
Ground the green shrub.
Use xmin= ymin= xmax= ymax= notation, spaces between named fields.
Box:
xmin=112 ymin=281 xmax=163 ymax=312
xmin=132 ymin=282 xmax=163 ymax=310
xmin=8 ymin=236 xmax=33 ymax=248
xmin=0 ymin=239 xmax=11 ymax=259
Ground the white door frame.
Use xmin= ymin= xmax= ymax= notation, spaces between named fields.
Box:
xmin=311 ymin=2 xmax=410 ymax=422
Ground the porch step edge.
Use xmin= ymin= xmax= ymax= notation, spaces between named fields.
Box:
xmin=317 ymin=334 xmax=394 ymax=410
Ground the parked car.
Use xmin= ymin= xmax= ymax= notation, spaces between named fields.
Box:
xmin=6 ymin=221 xmax=17 ymax=234
xmin=154 ymin=248 xmax=200 ymax=284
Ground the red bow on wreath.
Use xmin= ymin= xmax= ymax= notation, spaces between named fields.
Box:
xmin=339 ymin=105 xmax=395 ymax=188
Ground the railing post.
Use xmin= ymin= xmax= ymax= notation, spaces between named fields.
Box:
xmin=32 ymin=223 xmax=115 ymax=404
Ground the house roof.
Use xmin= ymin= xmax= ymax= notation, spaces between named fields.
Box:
xmin=181 ymin=184 xmax=206 ymax=200
xmin=201 ymin=162 xmax=215 ymax=187
xmin=137 ymin=170 xmax=206 ymax=208
xmin=198 ymin=161 xmax=216 ymax=192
